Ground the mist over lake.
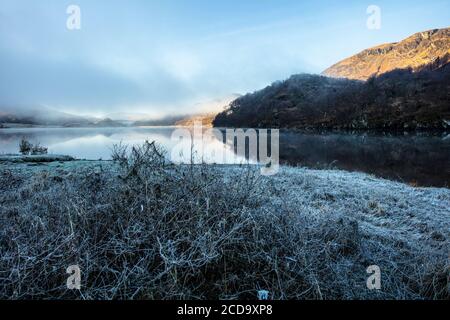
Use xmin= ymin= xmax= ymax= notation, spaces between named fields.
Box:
xmin=1 ymin=127 xmax=448 ymax=187
xmin=0 ymin=127 xmax=245 ymax=165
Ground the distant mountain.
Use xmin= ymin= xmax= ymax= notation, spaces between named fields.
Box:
xmin=133 ymin=114 xmax=189 ymax=126
xmin=0 ymin=106 xmax=124 ymax=128
xmin=92 ymin=118 xmax=124 ymax=127
xmin=133 ymin=95 xmax=240 ymax=127
xmin=175 ymin=113 xmax=217 ymax=127
xmin=323 ymin=28 xmax=450 ymax=80
xmin=133 ymin=113 xmax=217 ymax=127
xmin=0 ymin=106 xmax=93 ymax=127
xmin=106 ymin=112 xmax=154 ymax=122
xmin=214 ymin=62 xmax=450 ymax=130
xmin=213 ymin=28 xmax=450 ymax=131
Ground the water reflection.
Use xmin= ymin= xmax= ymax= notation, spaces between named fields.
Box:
xmin=0 ymin=127 xmax=448 ymax=187
xmin=0 ymin=127 xmax=244 ymax=164
xmin=220 ymin=130 xmax=450 ymax=187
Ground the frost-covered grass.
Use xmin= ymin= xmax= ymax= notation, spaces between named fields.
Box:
xmin=0 ymin=143 xmax=448 ymax=300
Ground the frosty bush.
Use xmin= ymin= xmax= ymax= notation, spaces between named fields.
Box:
xmin=31 ymin=143 xmax=48 ymax=155
xmin=18 ymin=139 xmax=48 ymax=155
xmin=19 ymin=138 xmax=33 ymax=155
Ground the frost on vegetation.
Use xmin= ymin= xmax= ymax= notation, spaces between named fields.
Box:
xmin=0 ymin=141 xmax=448 ymax=300
xmin=19 ymin=138 xmax=48 ymax=155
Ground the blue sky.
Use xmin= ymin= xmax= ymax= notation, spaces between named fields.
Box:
xmin=0 ymin=0 xmax=449 ymax=117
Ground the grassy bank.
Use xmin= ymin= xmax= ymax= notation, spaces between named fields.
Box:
xmin=0 ymin=144 xmax=448 ymax=299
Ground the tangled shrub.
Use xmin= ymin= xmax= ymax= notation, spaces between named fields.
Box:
xmin=18 ymin=139 xmax=48 ymax=155
xmin=31 ymin=143 xmax=48 ymax=155
xmin=19 ymin=138 xmax=33 ymax=155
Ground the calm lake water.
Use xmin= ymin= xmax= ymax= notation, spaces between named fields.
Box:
xmin=0 ymin=127 xmax=449 ymax=187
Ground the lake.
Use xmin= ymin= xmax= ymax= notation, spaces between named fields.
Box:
xmin=0 ymin=127 xmax=449 ymax=187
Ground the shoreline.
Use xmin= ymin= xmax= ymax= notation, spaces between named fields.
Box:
xmin=1 ymin=123 xmax=449 ymax=135
xmin=1 ymin=155 xmax=449 ymax=189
